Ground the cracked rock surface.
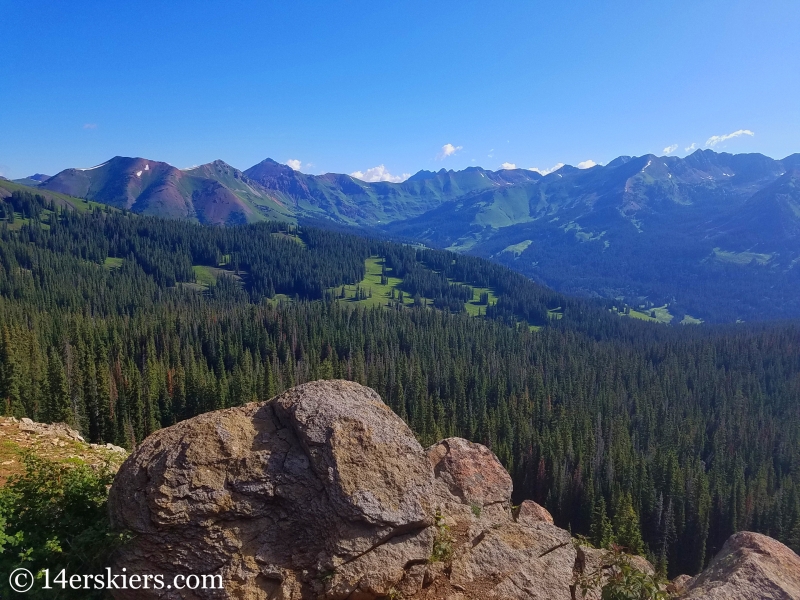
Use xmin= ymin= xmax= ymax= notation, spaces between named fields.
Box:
xmin=109 ymin=380 xmax=437 ymax=599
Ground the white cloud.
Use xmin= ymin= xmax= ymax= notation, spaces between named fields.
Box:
xmin=286 ymin=159 xmax=303 ymax=171
xmin=663 ymin=144 xmax=678 ymax=155
xmin=350 ymin=165 xmax=411 ymax=183
xmin=83 ymin=123 xmax=97 ymax=129
xmin=437 ymin=143 xmax=462 ymax=160
xmin=529 ymin=162 xmax=565 ymax=176
xmin=500 ymin=162 xmax=517 ymax=170
xmin=685 ymin=143 xmax=697 ymax=152
xmin=488 ymin=149 xmax=494 ymax=158
xmin=705 ymin=129 xmax=754 ymax=147
xmin=577 ymin=160 xmax=597 ymax=169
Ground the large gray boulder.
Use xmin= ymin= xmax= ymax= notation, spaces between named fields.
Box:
xmin=678 ymin=531 xmax=800 ymax=600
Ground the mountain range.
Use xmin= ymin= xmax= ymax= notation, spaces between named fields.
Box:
xmin=12 ymin=149 xmax=800 ymax=322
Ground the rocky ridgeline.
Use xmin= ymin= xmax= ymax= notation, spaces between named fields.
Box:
xmin=107 ymin=381 xmax=800 ymax=599
xmin=0 ymin=416 xmax=126 ymax=482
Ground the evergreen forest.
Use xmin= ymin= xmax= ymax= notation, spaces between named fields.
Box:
xmin=1 ymin=190 xmax=799 ymax=578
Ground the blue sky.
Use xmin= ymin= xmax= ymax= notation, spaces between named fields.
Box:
xmin=1 ymin=1 xmax=798 ymax=181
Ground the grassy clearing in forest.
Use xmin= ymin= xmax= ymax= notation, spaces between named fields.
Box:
xmin=104 ymin=257 xmax=123 ymax=270
xmin=613 ymin=304 xmax=674 ymax=324
xmin=331 ymin=257 xmax=506 ymax=319
xmin=712 ymin=247 xmax=773 ymax=266
xmin=464 ymin=285 xmax=499 ymax=316
xmin=330 ymin=257 xmax=410 ymax=308
xmin=681 ymin=314 xmax=703 ymax=325
xmin=271 ymin=231 xmax=306 ymax=247
xmin=190 ymin=265 xmax=245 ymax=289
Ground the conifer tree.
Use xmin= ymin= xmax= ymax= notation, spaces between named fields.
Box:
xmin=613 ymin=493 xmax=646 ymax=555
xmin=45 ymin=349 xmax=73 ymax=426
xmin=590 ymin=497 xmax=615 ymax=549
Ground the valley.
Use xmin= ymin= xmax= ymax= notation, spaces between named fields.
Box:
xmin=0 ymin=197 xmax=798 ymax=582
xmin=13 ymin=149 xmax=800 ymax=323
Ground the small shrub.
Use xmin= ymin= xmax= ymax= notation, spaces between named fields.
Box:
xmin=470 ymin=503 xmax=482 ymax=518
xmin=573 ymin=534 xmax=595 ymax=548
xmin=429 ymin=510 xmax=453 ymax=563
xmin=0 ymin=453 xmax=129 ymax=599
xmin=574 ymin=545 xmax=671 ymax=600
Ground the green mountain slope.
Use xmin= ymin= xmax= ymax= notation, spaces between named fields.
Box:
xmin=381 ymin=151 xmax=800 ymax=322
xmin=24 ymin=149 xmax=800 ymax=321
xmin=242 ymin=159 xmax=539 ymax=225
xmin=0 ymin=178 xmax=106 ymax=212
xmin=716 ymin=168 xmax=800 ymax=250
xmin=38 ymin=157 xmax=290 ymax=225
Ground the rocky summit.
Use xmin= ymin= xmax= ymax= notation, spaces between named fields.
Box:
xmin=107 ymin=380 xmax=800 ymax=599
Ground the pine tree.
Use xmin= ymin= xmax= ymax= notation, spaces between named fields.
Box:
xmin=613 ymin=493 xmax=645 ymax=555
xmin=45 ymin=349 xmax=73 ymax=425
xmin=590 ymin=497 xmax=615 ymax=549
xmin=0 ymin=328 xmax=23 ymax=417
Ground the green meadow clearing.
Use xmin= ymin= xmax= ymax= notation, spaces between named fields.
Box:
xmin=329 ymin=257 xmax=502 ymax=317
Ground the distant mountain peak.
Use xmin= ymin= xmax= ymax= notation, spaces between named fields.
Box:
xmin=407 ymin=170 xmax=436 ymax=182
xmin=606 ymin=156 xmax=633 ymax=168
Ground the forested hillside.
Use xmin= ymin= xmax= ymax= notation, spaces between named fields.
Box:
xmin=24 ymin=149 xmax=800 ymax=322
xmin=0 ymin=190 xmax=799 ymax=578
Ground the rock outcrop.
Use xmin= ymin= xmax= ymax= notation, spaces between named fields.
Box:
xmin=107 ymin=380 xmax=800 ymax=600
xmin=678 ymin=531 xmax=800 ymax=599
xmin=0 ymin=416 xmax=126 ymax=484
xmin=515 ymin=500 xmax=554 ymax=525
xmin=109 ymin=380 xmax=438 ymax=599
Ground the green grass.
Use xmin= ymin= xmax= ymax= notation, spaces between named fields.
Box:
xmin=681 ymin=314 xmax=703 ymax=325
xmin=2 ymin=211 xmax=55 ymax=231
xmin=192 ymin=265 xmax=219 ymax=287
xmin=4 ymin=213 xmax=29 ymax=231
xmin=616 ymin=304 xmax=674 ymax=324
xmin=464 ymin=285 xmax=499 ymax=316
xmin=329 ymin=257 xmax=513 ymax=324
xmin=611 ymin=304 xmax=675 ymax=324
xmin=271 ymin=231 xmax=306 ymax=247
xmin=325 ymin=257 xmax=553 ymax=334
xmin=104 ymin=257 xmax=123 ymax=270
xmin=330 ymin=256 xmax=506 ymax=317
xmin=0 ymin=179 xmax=112 ymax=213
xmin=561 ymin=221 xmax=606 ymax=242
xmin=191 ymin=265 xmax=245 ymax=289
xmin=330 ymin=257 xmax=411 ymax=308
xmin=712 ymin=247 xmax=773 ymax=266
xmin=500 ymin=240 xmax=532 ymax=257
